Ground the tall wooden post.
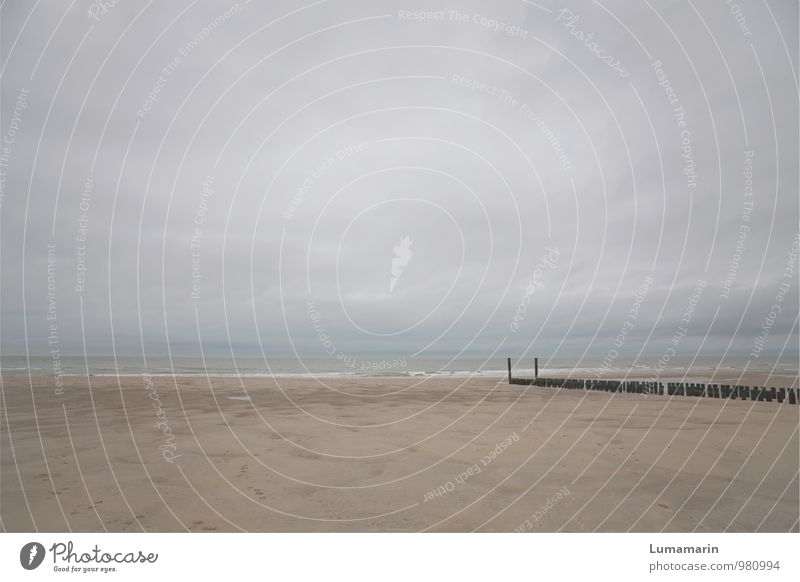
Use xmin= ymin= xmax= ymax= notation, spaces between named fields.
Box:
xmin=507 ymin=357 xmax=512 ymax=384
xmin=535 ymin=358 xmax=539 ymax=379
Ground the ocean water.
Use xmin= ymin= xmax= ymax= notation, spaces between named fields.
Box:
xmin=1 ymin=355 xmax=797 ymax=382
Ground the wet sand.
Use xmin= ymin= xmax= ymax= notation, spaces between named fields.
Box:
xmin=1 ymin=374 xmax=797 ymax=532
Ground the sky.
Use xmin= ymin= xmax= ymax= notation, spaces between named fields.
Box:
xmin=1 ymin=0 xmax=797 ymax=361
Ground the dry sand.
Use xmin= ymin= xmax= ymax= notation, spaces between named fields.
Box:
xmin=1 ymin=374 xmax=797 ymax=532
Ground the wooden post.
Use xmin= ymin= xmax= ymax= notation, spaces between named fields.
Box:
xmin=535 ymin=358 xmax=539 ymax=379
xmin=507 ymin=357 xmax=512 ymax=384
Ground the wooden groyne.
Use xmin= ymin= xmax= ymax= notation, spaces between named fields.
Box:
xmin=506 ymin=358 xmax=797 ymax=405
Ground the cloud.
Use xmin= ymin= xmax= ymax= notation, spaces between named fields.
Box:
xmin=1 ymin=0 xmax=797 ymax=360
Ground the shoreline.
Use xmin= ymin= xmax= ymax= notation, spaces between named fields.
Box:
xmin=4 ymin=368 xmax=798 ymax=388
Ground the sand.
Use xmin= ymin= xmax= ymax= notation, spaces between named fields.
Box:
xmin=1 ymin=374 xmax=797 ymax=532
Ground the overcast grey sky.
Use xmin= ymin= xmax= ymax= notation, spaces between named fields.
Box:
xmin=1 ymin=0 xmax=797 ymax=359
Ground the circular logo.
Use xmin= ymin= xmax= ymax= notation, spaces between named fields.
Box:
xmin=20 ymin=542 xmax=45 ymax=570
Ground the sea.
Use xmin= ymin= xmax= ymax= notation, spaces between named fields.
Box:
xmin=1 ymin=355 xmax=797 ymax=383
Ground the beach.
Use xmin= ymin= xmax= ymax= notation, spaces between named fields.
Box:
xmin=1 ymin=374 xmax=797 ymax=532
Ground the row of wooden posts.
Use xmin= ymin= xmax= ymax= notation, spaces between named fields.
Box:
xmin=507 ymin=358 xmax=798 ymax=405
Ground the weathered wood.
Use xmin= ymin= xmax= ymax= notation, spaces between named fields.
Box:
xmin=507 ymin=360 xmax=795 ymax=405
